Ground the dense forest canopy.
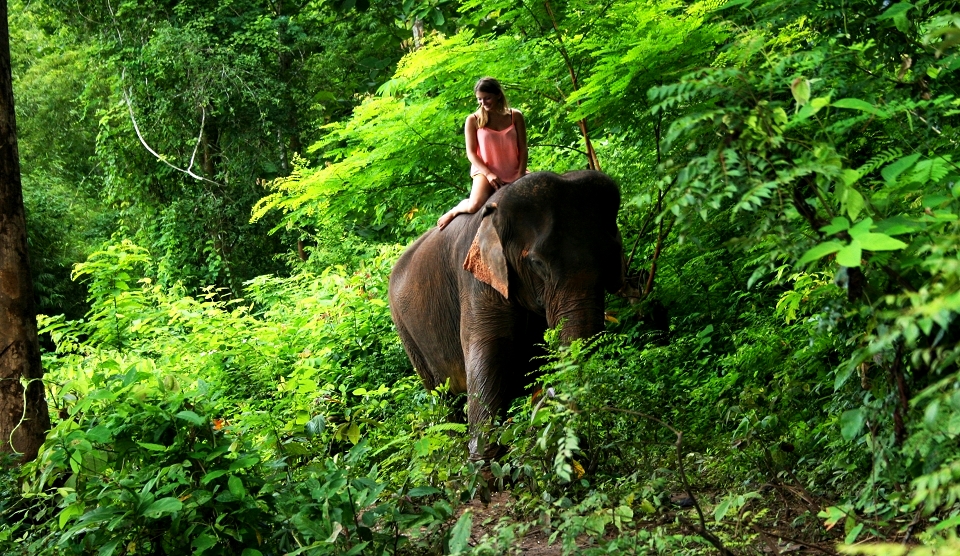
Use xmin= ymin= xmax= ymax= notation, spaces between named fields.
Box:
xmin=3 ymin=0 xmax=960 ymax=554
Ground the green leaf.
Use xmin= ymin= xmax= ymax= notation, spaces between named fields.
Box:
xmin=821 ymin=217 xmax=850 ymax=235
xmin=295 ymin=410 xmax=311 ymax=425
xmin=855 ymin=233 xmax=907 ymax=251
xmin=86 ymin=425 xmax=113 ymax=444
xmin=713 ymin=498 xmax=732 ymax=522
xmin=241 ymin=550 xmax=264 ymax=556
xmin=201 ymin=470 xmax=229 ymax=485
xmin=836 ymin=240 xmax=863 ymax=267
xmin=408 ymin=486 xmax=441 ymax=497
xmin=137 ymin=442 xmax=167 ymax=451
xmin=923 ymin=194 xmax=951 ymax=208
xmin=840 ymin=409 xmax=865 ymax=441
xmin=228 ymin=475 xmax=246 ymax=498
xmin=875 ymin=216 xmax=918 ymax=236
xmin=844 ymin=521 xmax=864 ymax=544
xmin=347 ymin=422 xmax=361 ymax=445
xmin=448 ymin=511 xmax=473 ymax=554
xmin=877 ymin=2 xmax=913 ymax=33
xmin=848 ymin=217 xmax=873 ymax=237
xmin=789 ymin=95 xmax=831 ymax=125
xmin=881 ymin=153 xmax=920 ymax=183
xmin=639 ymin=499 xmax=656 ymax=515
xmin=59 ymin=503 xmax=85 ymax=529
xmin=841 ymin=169 xmax=860 ymax=186
xmin=790 ymin=77 xmax=810 ymax=105
xmin=924 ymin=399 xmax=941 ymax=426
xmin=98 ymin=539 xmax=121 ymax=556
xmin=933 ymin=514 xmax=960 ymax=532
xmin=175 ymin=410 xmax=205 ymax=426
xmin=798 ymin=241 xmax=843 ymax=265
xmin=192 ymin=533 xmax=217 ymax=553
xmin=305 ymin=414 xmax=326 ymax=437
xmin=142 ymin=497 xmax=183 ymax=518
xmin=843 ymin=187 xmax=865 ymax=221
xmin=877 ymin=1 xmax=913 ymax=20
xmin=229 ymin=457 xmax=259 ymax=472
xmin=832 ymin=98 xmax=887 ymax=117
xmin=718 ymin=0 xmax=754 ymax=10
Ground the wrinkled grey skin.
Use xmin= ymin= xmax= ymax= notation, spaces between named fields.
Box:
xmin=389 ymin=170 xmax=623 ymax=458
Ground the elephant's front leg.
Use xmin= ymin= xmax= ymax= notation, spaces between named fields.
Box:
xmin=461 ymin=298 xmax=522 ymax=460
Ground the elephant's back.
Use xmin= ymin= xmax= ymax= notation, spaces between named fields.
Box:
xmin=507 ymin=170 xmax=619 ymax=206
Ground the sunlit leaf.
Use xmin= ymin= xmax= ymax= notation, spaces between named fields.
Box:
xmin=347 ymin=423 xmax=361 ymax=445
xmin=832 ymin=98 xmax=888 ymax=117
xmin=791 ymin=77 xmax=810 ymax=105
xmin=821 ymin=217 xmax=850 ymax=235
xmin=836 ymin=241 xmax=863 ymax=267
xmin=855 ymin=233 xmax=907 ymax=251
xmin=713 ymin=498 xmax=732 ymax=522
xmin=798 ymin=241 xmax=843 ymax=265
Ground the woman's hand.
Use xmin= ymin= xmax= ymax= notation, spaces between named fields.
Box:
xmin=485 ymin=173 xmax=502 ymax=188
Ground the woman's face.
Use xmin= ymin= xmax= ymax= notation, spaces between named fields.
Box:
xmin=476 ymin=91 xmax=501 ymax=112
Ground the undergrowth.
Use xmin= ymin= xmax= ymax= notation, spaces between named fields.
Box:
xmin=4 ymin=234 xmax=958 ymax=555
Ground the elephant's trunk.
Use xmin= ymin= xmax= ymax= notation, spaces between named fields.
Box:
xmin=547 ymin=292 xmax=605 ymax=344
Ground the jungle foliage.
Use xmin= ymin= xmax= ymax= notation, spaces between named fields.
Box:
xmin=5 ymin=0 xmax=960 ymax=553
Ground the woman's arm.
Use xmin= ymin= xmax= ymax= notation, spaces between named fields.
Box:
xmin=514 ymin=110 xmax=528 ymax=175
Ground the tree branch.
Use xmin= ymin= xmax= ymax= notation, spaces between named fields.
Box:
xmin=121 ymin=73 xmax=223 ymax=187
xmin=542 ymin=0 xmax=600 ymax=171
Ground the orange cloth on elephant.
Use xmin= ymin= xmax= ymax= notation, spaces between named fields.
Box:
xmin=470 ymin=110 xmax=521 ymax=185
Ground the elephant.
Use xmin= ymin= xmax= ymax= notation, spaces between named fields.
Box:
xmin=389 ymin=170 xmax=624 ymax=458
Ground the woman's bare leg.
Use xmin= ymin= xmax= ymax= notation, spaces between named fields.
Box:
xmin=437 ymin=174 xmax=495 ymax=230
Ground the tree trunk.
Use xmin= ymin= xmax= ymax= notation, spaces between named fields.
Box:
xmin=0 ymin=0 xmax=51 ymax=463
xmin=412 ymin=18 xmax=424 ymax=50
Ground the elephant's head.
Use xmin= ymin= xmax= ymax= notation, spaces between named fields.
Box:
xmin=463 ymin=171 xmax=623 ymax=342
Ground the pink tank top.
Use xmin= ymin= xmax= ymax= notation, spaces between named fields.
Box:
xmin=470 ymin=110 xmax=521 ymax=184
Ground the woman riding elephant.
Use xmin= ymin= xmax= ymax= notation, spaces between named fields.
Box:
xmin=391 ymin=170 xmax=623 ymax=459
xmin=437 ymin=77 xmax=528 ymax=230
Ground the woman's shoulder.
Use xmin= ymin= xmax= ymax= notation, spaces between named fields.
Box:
xmin=465 ymin=112 xmax=479 ymax=126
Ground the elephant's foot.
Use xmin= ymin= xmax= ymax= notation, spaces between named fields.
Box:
xmin=468 ymin=439 xmax=508 ymax=464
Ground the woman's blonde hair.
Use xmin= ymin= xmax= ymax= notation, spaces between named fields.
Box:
xmin=474 ymin=77 xmax=510 ymax=129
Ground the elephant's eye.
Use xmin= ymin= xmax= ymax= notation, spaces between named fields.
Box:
xmin=527 ymin=255 xmax=548 ymax=279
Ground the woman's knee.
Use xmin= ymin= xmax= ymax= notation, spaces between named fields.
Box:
xmin=463 ymin=197 xmax=485 ymax=213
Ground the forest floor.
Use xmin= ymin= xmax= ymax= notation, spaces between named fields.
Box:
xmin=455 ymin=488 xmax=854 ymax=555
xmin=457 ymin=492 xmax=562 ymax=555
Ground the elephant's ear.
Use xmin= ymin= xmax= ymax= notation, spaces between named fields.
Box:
xmin=463 ymin=206 xmax=509 ymax=298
